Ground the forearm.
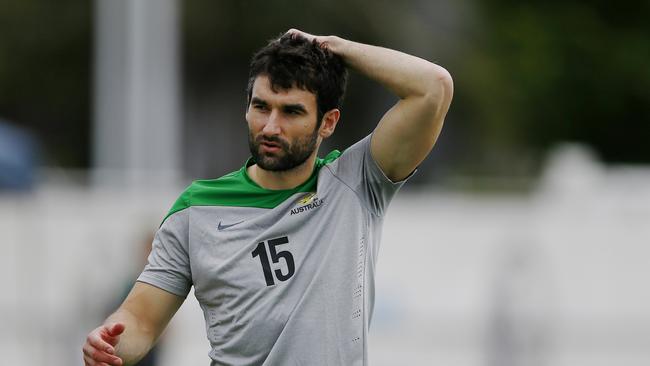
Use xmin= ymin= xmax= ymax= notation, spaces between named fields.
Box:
xmin=324 ymin=36 xmax=451 ymax=101
xmin=84 ymin=283 xmax=183 ymax=366
xmin=104 ymin=308 xmax=155 ymax=365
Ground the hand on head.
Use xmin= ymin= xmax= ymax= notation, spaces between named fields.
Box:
xmin=285 ymin=28 xmax=330 ymax=49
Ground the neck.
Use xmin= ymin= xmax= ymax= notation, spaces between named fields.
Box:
xmin=247 ymin=152 xmax=318 ymax=190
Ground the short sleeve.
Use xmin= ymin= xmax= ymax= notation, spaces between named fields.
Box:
xmin=137 ymin=209 xmax=192 ymax=298
xmin=324 ymin=134 xmax=414 ymax=216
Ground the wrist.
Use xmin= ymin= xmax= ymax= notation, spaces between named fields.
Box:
xmin=322 ymin=35 xmax=345 ymax=54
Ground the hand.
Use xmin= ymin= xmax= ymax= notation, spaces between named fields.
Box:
xmin=82 ymin=323 xmax=125 ymax=366
xmin=285 ymin=28 xmax=334 ymax=50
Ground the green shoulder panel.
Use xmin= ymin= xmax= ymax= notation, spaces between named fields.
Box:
xmin=164 ymin=184 xmax=193 ymax=222
xmin=161 ymin=150 xmax=341 ymax=224
xmin=319 ymin=149 xmax=341 ymax=166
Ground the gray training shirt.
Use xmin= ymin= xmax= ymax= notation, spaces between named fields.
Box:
xmin=137 ymin=135 xmax=410 ymax=365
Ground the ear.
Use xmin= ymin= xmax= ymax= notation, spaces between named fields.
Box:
xmin=318 ymin=109 xmax=340 ymax=139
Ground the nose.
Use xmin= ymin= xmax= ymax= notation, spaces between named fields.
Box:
xmin=261 ymin=109 xmax=282 ymax=136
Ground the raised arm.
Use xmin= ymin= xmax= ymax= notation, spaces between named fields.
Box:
xmin=83 ymin=282 xmax=184 ymax=366
xmin=289 ymin=29 xmax=453 ymax=181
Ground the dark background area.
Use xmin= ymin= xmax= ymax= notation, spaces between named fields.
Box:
xmin=1 ymin=0 xmax=648 ymax=180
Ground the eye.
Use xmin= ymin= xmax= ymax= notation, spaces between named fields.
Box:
xmin=284 ymin=107 xmax=305 ymax=116
xmin=253 ymin=104 xmax=269 ymax=111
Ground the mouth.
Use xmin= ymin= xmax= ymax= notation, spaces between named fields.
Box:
xmin=260 ymin=140 xmax=283 ymax=153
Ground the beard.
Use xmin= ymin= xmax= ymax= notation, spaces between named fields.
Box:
xmin=248 ymin=127 xmax=319 ymax=172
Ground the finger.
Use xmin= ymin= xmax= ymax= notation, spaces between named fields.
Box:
xmin=286 ymin=29 xmax=326 ymax=49
xmin=286 ymin=28 xmax=311 ymax=40
xmin=87 ymin=333 xmax=114 ymax=354
xmin=101 ymin=324 xmax=124 ymax=348
xmin=83 ymin=353 xmax=96 ymax=366
xmin=106 ymin=323 xmax=125 ymax=337
xmin=83 ymin=343 xmax=123 ymax=365
xmin=83 ymin=354 xmax=113 ymax=366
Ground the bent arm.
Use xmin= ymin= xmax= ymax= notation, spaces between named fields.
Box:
xmin=290 ymin=30 xmax=454 ymax=181
xmin=105 ymin=282 xmax=184 ymax=365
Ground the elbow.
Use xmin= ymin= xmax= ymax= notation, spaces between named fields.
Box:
xmin=422 ymin=65 xmax=453 ymax=111
xmin=430 ymin=65 xmax=454 ymax=99
xmin=437 ymin=66 xmax=454 ymax=96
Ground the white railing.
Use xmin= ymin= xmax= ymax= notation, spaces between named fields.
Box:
xmin=2 ymin=147 xmax=650 ymax=365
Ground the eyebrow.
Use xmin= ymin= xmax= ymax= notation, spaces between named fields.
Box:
xmin=283 ymin=104 xmax=307 ymax=114
xmin=251 ymin=97 xmax=307 ymax=114
xmin=251 ymin=97 xmax=268 ymax=106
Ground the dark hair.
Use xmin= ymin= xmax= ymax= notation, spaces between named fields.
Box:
xmin=246 ymin=32 xmax=348 ymax=125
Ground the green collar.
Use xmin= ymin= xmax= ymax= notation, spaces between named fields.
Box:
xmin=162 ymin=150 xmax=341 ymax=223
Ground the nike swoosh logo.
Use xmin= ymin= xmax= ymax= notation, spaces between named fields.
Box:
xmin=217 ymin=220 xmax=244 ymax=231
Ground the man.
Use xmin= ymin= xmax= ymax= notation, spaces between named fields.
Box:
xmin=83 ymin=29 xmax=453 ymax=366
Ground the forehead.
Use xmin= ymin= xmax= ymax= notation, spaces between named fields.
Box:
xmin=251 ymin=75 xmax=317 ymax=109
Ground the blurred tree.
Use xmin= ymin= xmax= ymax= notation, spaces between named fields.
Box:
xmin=2 ymin=0 xmax=647 ymax=176
xmin=0 ymin=0 xmax=91 ymax=167
xmin=457 ymin=0 xmax=650 ymax=169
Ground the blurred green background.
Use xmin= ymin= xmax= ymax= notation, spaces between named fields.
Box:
xmin=1 ymin=0 xmax=648 ymax=176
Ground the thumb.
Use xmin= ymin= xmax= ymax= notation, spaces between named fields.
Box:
xmin=106 ymin=322 xmax=125 ymax=337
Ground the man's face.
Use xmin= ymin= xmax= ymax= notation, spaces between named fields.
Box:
xmin=246 ymin=75 xmax=321 ymax=172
